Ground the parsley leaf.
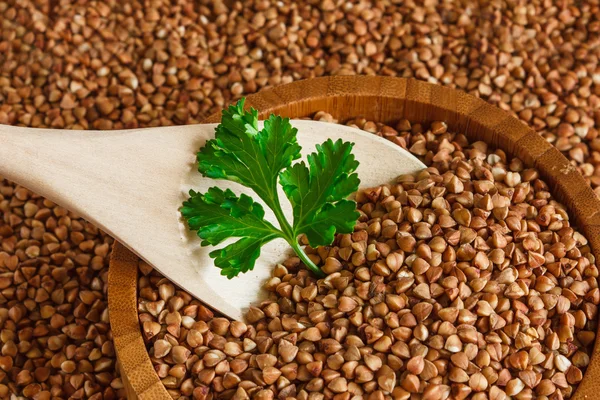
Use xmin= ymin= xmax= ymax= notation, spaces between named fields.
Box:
xmin=182 ymin=99 xmax=360 ymax=278
xmin=280 ymin=139 xmax=361 ymax=247
xmin=181 ymin=187 xmax=281 ymax=278
xmin=197 ymin=99 xmax=301 ymax=210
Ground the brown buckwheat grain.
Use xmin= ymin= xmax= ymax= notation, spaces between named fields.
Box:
xmin=3 ymin=0 xmax=600 ymax=398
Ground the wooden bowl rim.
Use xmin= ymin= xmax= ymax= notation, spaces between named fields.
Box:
xmin=109 ymin=76 xmax=600 ymax=399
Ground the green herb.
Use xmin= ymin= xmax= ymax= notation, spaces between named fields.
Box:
xmin=181 ymin=98 xmax=360 ymax=279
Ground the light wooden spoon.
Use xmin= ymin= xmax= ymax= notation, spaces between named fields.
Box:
xmin=0 ymin=120 xmax=425 ymax=321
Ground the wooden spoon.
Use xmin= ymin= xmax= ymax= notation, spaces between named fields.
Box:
xmin=0 ymin=120 xmax=425 ymax=321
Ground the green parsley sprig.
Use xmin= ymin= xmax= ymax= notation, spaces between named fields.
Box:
xmin=181 ymin=99 xmax=360 ymax=279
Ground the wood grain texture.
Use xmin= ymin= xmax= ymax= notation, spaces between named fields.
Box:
xmin=109 ymin=76 xmax=600 ymax=400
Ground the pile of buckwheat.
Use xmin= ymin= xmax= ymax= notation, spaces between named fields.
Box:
xmin=138 ymin=116 xmax=598 ymax=399
xmin=3 ymin=0 xmax=600 ymax=398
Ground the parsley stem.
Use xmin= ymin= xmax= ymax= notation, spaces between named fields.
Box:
xmin=270 ymin=198 xmax=294 ymax=239
xmin=289 ymin=240 xmax=326 ymax=278
xmin=268 ymin=189 xmax=325 ymax=278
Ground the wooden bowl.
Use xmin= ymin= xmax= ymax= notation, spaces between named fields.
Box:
xmin=108 ymin=76 xmax=600 ymax=399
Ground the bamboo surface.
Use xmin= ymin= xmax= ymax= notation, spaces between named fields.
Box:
xmin=108 ymin=76 xmax=600 ymax=400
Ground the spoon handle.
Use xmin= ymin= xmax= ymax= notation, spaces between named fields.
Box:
xmin=0 ymin=123 xmax=215 ymax=240
xmin=0 ymin=124 xmax=103 ymax=218
xmin=0 ymin=122 xmax=245 ymax=317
